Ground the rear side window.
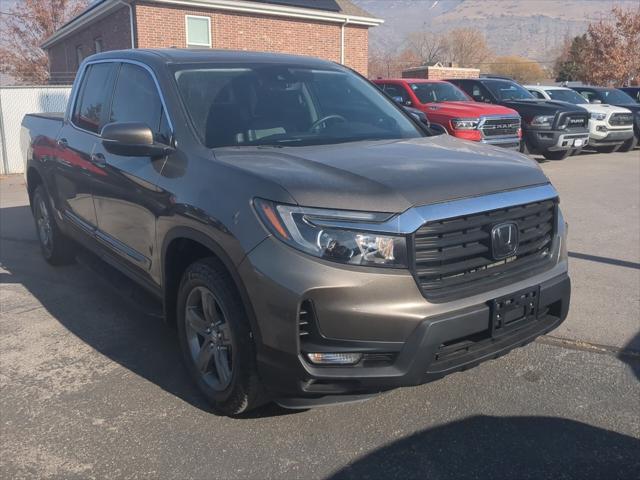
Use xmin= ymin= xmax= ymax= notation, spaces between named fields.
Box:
xmin=72 ymin=63 xmax=117 ymax=133
xmin=109 ymin=63 xmax=172 ymax=144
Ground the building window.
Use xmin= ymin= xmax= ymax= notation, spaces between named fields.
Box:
xmin=76 ymin=45 xmax=84 ymax=67
xmin=94 ymin=37 xmax=104 ymax=53
xmin=185 ymin=15 xmax=211 ymax=48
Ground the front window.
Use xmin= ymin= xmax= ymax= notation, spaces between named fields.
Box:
xmin=485 ymin=80 xmax=534 ymax=101
xmin=599 ymin=88 xmax=635 ymax=104
xmin=546 ymin=89 xmax=587 ymax=104
xmin=174 ymin=64 xmax=423 ymax=148
xmin=409 ymin=82 xmax=469 ymax=103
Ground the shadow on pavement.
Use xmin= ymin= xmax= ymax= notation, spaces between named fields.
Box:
xmin=620 ymin=332 xmax=640 ymax=381
xmin=328 ymin=415 xmax=640 ymax=480
xmin=0 ymin=204 xmax=295 ymax=419
xmin=569 ymin=251 xmax=640 ymax=270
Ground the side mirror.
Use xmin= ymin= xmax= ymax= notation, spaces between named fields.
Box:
xmin=403 ymin=106 xmax=430 ymax=128
xmin=392 ymin=96 xmax=404 ymax=104
xmin=591 ymin=99 xmax=602 ymax=104
xmin=428 ymin=124 xmax=448 ymax=136
xmin=101 ymin=122 xmax=174 ymax=157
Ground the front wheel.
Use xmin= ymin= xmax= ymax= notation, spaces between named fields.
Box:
xmin=176 ymin=258 xmax=267 ymax=415
xmin=542 ymin=150 xmax=570 ymax=161
xmin=32 ymin=185 xmax=76 ymax=265
xmin=617 ymin=136 xmax=638 ymax=152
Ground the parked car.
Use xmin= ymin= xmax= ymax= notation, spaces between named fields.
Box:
xmin=21 ymin=49 xmax=570 ymax=415
xmin=446 ymin=78 xmax=590 ymax=160
xmin=569 ymin=86 xmax=640 ymax=151
xmin=618 ymin=87 xmax=640 ymax=104
xmin=374 ymin=79 xmax=521 ymax=149
xmin=526 ymin=85 xmax=634 ymax=153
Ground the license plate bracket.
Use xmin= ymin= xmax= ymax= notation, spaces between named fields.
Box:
xmin=490 ymin=286 xmax=540 ymax=337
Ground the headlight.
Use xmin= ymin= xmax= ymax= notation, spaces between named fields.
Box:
xmin=451 ymin=118 xmax=479 ymax=130
xmin=590 ymin=112 xmax=606 ymax=121
xmin=254 ymin=199 xmax=407 ymax=267
xmin=530 ymin=115 xmax=554 ymax=128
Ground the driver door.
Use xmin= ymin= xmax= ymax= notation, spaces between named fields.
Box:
xmin=92 ymin=62 xmax=173 ymax=275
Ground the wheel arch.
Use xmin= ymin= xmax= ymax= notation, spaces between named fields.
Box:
xmin=161 ymin=227 xmax=262 ymax=345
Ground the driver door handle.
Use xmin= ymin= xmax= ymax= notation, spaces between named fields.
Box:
xmin=90 ymin=153 xmax=106 ymax=168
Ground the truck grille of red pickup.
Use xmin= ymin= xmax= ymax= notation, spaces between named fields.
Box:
xmin=411 ymin=199 xmax=557 ymax=302
xmin=480 ymin=117 xmax=520 ymax=137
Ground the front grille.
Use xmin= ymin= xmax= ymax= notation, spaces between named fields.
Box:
xmin=411 ymin=199 xmax=557 ymax=302
xmin=559 ymin=113 xmax=588 ymax=129
xmin=480 ymin=117 xmax=520 ymax=137
xmin=609 ymin=112 xmax=634 ymax=126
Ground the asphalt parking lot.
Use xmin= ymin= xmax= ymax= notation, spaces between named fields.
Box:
xmin=1 ymin=149 xmax=639 ymax=479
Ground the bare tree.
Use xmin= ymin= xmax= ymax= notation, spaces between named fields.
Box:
xmin=0 ymin=0 xmax=88 ymax=84
xmin=443 ymin=28 xmax=492 ymax=68
xmin=405 ymin=31 xmax=447 ymax=66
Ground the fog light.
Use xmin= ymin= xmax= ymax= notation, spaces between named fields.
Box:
xmin=306 ymin=352 xmax=363 ymax=365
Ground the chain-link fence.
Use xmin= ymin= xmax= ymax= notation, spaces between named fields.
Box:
xmin=0 ymin=86 xmax=72 ymax=175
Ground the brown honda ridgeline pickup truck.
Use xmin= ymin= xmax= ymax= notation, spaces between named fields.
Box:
xmin=22 ymin=50 xmax=570 ymax=416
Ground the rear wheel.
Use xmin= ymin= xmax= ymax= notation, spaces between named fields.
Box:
xmin=617 ymin=136 xmax=638 ymax=152
xmin=595 ymin=145 xmax=620 ymax=154
xmin=176 ymin=258 xmax=267 ymax=415
xmin=32 ymin=185 xmax=76 ymax=265
xmin=542 ymin=150 xmax=570 ymax=161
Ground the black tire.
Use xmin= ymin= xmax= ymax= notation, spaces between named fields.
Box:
xmin=176 ymin=258 xmax=267 ymax=415
xmin=32 ymin=185 xmax=76 ymax=265
xmin=542 ymin=150 xmax=570 ymax=161
xmin=594 ymin=145 xmax=620 ymax=154
xmin=617 ymin=136 xmax=638 ymax=152
xmin=519 ymin=139 xmax=532 ymax=155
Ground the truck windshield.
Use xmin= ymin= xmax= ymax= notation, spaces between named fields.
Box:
xmin=409 ymin=82 xmax=469 ymax=103
xmin=546 ymin=89 xmax=587 ymax=104
xmin=598 ymin=88 xmax=636 ymax=104
xmin=485 ymin=81 xmax=534 ymax=101
xmin=174 ymin=64 xmax=423 ymax=148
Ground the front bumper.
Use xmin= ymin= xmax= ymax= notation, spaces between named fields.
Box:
xmin=526 ymin=128 xmax=589 ymax=153
xmin=239 ymin=225 xmax=570 ymax=404
xmin=588 ymin=125 xmax=634 ymax=146
xmin=480 ymin=136 xmax=521 ymax=150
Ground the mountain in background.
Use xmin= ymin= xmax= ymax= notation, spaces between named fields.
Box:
xmin=355 ymin=0 xmax=638 ymax=62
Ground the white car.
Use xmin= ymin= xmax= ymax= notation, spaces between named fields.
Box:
xmin=525 ymin=85 xmax=635 ymax=153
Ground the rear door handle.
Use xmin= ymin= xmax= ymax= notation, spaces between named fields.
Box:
xmin=90 ymin=153 xmax=107 ymax=168
xmin=57 ymin=138 xmax=68 ymax=149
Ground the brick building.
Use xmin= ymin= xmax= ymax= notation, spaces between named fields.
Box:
xmin=402 ymin=63 xmax=480 ymax=81
xmin=43 ymin=0 xmax=383 ymax=83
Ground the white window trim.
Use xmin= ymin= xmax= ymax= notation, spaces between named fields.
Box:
xmin=185 ymin=15 xmax=212 ymax=48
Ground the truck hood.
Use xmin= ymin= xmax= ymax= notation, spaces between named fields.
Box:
xmin=213 ymin=135 xmax=549 ymax=213
xmin=572 ymin=103 xmax=633 ymax=115
xmin=501 ymin=98 xmax=584 ymax=114
xmin=425 ymin=101 xmax=518 ymax=117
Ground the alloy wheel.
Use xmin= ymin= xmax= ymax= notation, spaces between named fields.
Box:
xmin=184 ymin=286 xmax=233 ymax=391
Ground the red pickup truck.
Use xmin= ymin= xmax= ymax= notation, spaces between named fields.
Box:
xmin=374 ymin=79 xmax=522 ymax=149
